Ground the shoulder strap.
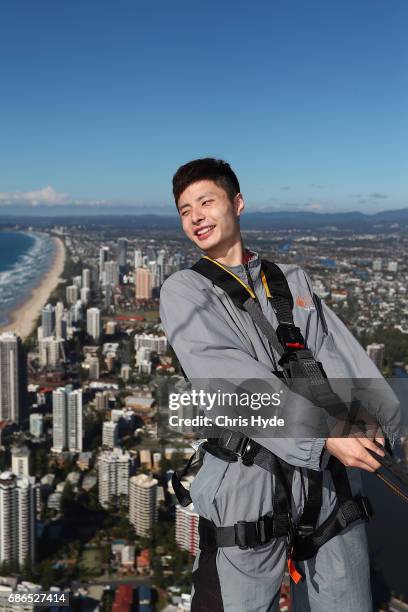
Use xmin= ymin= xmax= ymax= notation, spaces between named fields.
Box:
xmin=191 ymin=256 xmax=255 ymax=308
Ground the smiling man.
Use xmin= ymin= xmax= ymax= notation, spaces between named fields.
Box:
xmin=159 ymin=158 xmax=398 ymax=612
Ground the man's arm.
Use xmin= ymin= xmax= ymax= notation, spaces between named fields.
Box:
xmin=160 ymin=270 xmax=326 ymax=470
xmin=299 ymin=268 xmax=400 ymax=470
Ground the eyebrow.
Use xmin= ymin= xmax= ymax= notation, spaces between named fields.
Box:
xmin=178 ymin=192 xmax=216 ymax=212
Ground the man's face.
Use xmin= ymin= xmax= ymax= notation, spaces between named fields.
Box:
xmin=177 ymin=180 xmax=244 ymax=254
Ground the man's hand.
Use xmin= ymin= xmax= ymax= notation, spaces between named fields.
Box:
xmin=325 ymin=436 xmax=385 ymax=472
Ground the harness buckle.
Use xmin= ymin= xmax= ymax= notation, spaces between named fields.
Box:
xmin=295 ymin=523 xmax=315 ymax=537
xmin=276 ymin=324 xmax=305 ymax=351
xmin=235 ymin=436 xmax=251 ymax=457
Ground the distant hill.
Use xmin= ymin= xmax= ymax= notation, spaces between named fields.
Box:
xmin=0 ymin=206 xmax=407 ymax=230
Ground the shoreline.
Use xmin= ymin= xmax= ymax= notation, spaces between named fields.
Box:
xmin=0 ymin=236 xmax=66 ymax=340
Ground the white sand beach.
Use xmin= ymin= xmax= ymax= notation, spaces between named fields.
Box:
xmin=0 ymin=236 xmax=66 ymax=340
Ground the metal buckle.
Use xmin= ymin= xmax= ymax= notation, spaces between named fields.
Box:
xmin=235 ymin=436 xmax=251 ymax=458
xmin=296 ymin=523 xmax=315 ymax=538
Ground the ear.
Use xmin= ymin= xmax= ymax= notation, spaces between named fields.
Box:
xmin=234 ymin=193 xmax=245 ymax=217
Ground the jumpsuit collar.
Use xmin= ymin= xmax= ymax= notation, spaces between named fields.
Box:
xmin=222 ymin=248 xmax=261 ymax=282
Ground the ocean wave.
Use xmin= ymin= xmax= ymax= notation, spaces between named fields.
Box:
xmin=0 ymin=233 xmax=57 ymax=326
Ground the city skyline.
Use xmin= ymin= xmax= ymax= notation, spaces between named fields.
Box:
xmin=0 ymin=0 xmax=407 ymax=213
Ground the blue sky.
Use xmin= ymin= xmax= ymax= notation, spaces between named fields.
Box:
xmin=0 ymin=0 xmax=406 ymax=213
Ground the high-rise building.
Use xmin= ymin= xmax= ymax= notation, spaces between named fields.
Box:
xmin=41 ymin=304 xmax=55 ymax=338
xmin=66 ymin=285 xmax=79 ymax=304
xmin=67 ymin=389 xmax=83 ymax=453
xmin=54 ymin=301 xmax=66 ymax=339
xmin=29 ymin=414 xmax=43 ymax=438
xmin=52 ymin=387 xmax=83 ymax=453
xmin=134 ymin=333 xmax=167 ymax=354
xmin=98 ymin=449 xmax=136 ymax=508
xmin=0 ymin=472 xmax=36 ymax=566
xmin=135 ymin=347 xmax=151 ymax=374
xmin=70 ymin=300 xmax=83 ymax=324
xmin=80 ymin=287 xmax=90 ymax=305
xmin=117 ymin=238 xmax=127 ymax=272
xmin=134 ymin=249 xmax=143 ymax=269
xmin=105 ymin=261 xmax=119 ymax=286
xmin=366 ymin=343 xmax=385 ymax=370
xmin=388 ymin=261 xmax=398 ymax=273
xmin=38 ymin=337 xmax=64 ymax=368
xmin=0 ymin=332 xmax=27 ymax=425
xmin=146 ymin=246 xmax=156 ymax=262
xmin=11 ymin=446 xmax=30 ymax=478
xmin=372 ymin=258 xmax=382 ymax=272
xmin=135 ymin=268 xmax=152 ymax=300
xmin=102 ymin=421 xmax=119 ymax=448
xmin=89 ymin=356 xmax=100 ymax=380
xmin=175 ymin=504 xmax=199 ymax=556
xmin=99 ymin=247 xmax=110 ymax=283
xmin=95 ymin=391 xmax=110 ymax=411
xmin=129 ymin=474 xmax=158 ymax=537
xmin=73 ymin=275 xmax=82 ymax=289
xmin=87 ymin=307 xmax=101 ymax=342
xmin=157 ymin=249 xmax=166 ymax=285
xmin=82 ymin=268 xmax=91 ymax=289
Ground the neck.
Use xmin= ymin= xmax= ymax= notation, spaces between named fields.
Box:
xmin=203 ymin=236 xmax=245 ymax=267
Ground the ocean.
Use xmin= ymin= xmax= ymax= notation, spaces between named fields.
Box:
xmin=0 ymin=231 xmax=57 ymax=327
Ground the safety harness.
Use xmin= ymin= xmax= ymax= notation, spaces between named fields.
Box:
xmin=171 ymin=255 xmax=403 ymax=574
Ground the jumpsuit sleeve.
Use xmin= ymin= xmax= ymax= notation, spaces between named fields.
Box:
xmin=160 ymin=271 xmax=327 ymax=470
xmin=300 ymin=269 xmax=401 ymax=445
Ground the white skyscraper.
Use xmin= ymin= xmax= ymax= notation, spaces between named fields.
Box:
xmin=97 ymin=449 xmax=135 ymax=508
xmin=11 ymin=446 xmax=30 ymax=478
xmin=80 ymin=287 xmax=90 ymax=305
xmin=104 ymin=261 xmax=119 ymax=286
xmin=134 ymin=249 xmax=143 ymax=269
xmin=82 ymin=268 xmax=91 ymax=289
xmin=99 ymin=247 xmax=110 ymax=283
xmin=67 ymin=390 xmax=83 ymax=453
xmin=102 ymin=421 xmax=119 ymax=448
xmin=175 ymin=504 xmax=199 ymax=556
xmin=66 ymin=285 xmax=79 ymax=304
xmin=55 ymin=301 xmax=66 ymax=339
xmin=0 ymin=472 xmax=36 ymax=566
xmin=129 ymin=474 xmax=158 ymax=537
xmin=73 ymin=275 xmax=82 ymax=289
xmin=87 ymin=308 xmax=101 ymax=342
xmin=41 ymin=304 xmax=55 ymax=338
xmin=0 ymin=332 xmax=27 ymax=424
xmin=29 ymin=414 xmax=44 ymax=438
xmin=39 ymin=337 xmax=64 ymax=368
xmin=52 ymin=387 xmax=83 ymax=453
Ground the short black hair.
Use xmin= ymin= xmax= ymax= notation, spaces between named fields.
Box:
xmin=172 ymin=158 xmax=240 ymax=206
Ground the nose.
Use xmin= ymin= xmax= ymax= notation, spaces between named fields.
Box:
xmin=191 ymin=207 xmax=205 ymax=225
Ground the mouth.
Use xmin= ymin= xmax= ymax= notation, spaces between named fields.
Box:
xmin=194 ymin=225 xmax=216 ymax=241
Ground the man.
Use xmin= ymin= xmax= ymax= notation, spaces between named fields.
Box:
xmin=160 ymin=158 xmax=398 ymax=611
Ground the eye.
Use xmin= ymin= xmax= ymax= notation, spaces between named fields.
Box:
xmin=202 ymin=199 xmax=213 ymax=206
xmin=181 ymin=209 xmax=189 ymax=217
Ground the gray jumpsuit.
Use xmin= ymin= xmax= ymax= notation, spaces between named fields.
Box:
xmin=159 ymin=250 xmax=399 ymax=612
